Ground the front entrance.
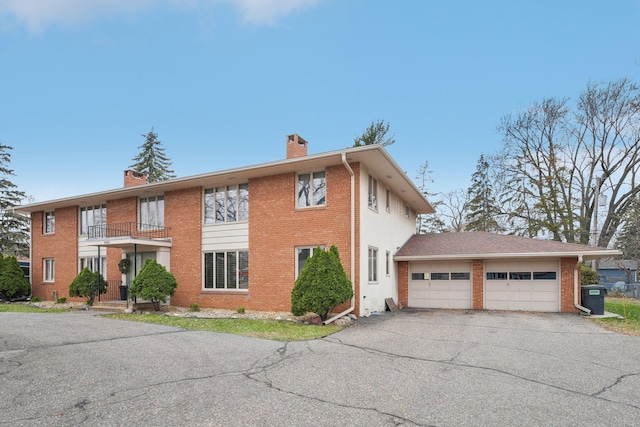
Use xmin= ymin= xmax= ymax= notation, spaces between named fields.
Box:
xmin=125 ymin=252 xmax=156 ymax=286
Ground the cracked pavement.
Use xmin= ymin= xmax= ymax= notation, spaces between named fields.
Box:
xmin=1 ymin=309 xmax=639 ymax=426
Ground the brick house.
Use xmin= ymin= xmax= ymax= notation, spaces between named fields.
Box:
xmin=15 ymin=135 xmax=619 ymax=316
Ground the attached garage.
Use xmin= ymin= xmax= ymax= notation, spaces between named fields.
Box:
xmin=409 ymin=261 xmax=472 ymax=309
xmin=395 ymin=232 xmax=621 ymax=314
xmin=484 ymin=260 xmax=559 ymax=312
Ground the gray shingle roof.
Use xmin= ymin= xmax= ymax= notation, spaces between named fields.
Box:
xmin=395 ymin=231 xmax=620 ymax=260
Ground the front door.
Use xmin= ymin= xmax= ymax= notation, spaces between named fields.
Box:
xmin=126 ymin=252 xmax=156 ymax=285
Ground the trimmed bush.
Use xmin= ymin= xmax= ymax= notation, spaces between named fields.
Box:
xmin=69 ymin=268 xmax=107 ymax=305
xmin=129 ymin=259 xmax=177 ymax=311
xmin=581 ymin=264 xmax=600 ymax=285
xmin=291 ymin=245 xmax=353 ymax=321
xmin=0 ymin=256 xmax=31 ymax=301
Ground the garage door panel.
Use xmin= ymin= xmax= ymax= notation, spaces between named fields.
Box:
xmin=484 ymin=260 xmax=560 ymax=312
xmin=409 ymin=262 xmax=471 ymax=309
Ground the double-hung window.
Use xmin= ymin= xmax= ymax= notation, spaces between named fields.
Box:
xmin=297 ymin=171 xmax=326 ymax=207
xmin=44 ymin=211 xmax=55 ymax=234
xmin=368 ymin=175 xmax=378 ymax=211
xmin=79 ymin=257 xmax=107 ymax=275
xmin=204 ymin=251 xmax=249 ymax=290
xmin=80 ymin=205 xmax=107 ymax=236
xmin=204 ymin=184 xmax=249 ymax=224
xmin=44 ymin=258 xmax=55 ymax=282
xmin=368 ymin=247 xmax=378 ymax=282
xmin=140 ymin=196 xmax=164 ymax=229
xmin=296 ymin=245 xmax=326 ymax=277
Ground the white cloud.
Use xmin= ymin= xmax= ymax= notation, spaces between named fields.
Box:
xmin=0 ymin=0 xmax=320 ymax=34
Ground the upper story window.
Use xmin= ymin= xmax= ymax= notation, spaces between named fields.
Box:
xmin=205 ymin=184 xmax=249 ymax=224
xmin=80 ymin=205 xmax=106 ymax=235
xmin=44 ymin=211 xmax=55 ymax=234
xmin=368 ymin=175 xmax=378 ymax=211
xmin=297 ymin=171 xmax=326 ymax=208
xmin=140 ymin=196 xmax=164 ymax=228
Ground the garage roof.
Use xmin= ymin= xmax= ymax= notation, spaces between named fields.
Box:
xmin=395 ymin=231 xmax=621 ymax=261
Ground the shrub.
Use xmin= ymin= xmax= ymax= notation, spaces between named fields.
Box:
xmin=129 ymin=259 xmax=177 ymax=311
xmin=30 ymin=296 xmax=42 ymax=302
xmin=69 ymin=268 xmax=107 ymax=305
xmin=56 ymin=297 xmax=67 ymax=304
xmin=237 ymin=306 xmax=245 ymax=314
xmin=291 ymin=245 xmax=353 ymax=321
xmin=581 ymin=264 xmax=600 ymax=285
xmin=0 ymin=256 xmax=31 ymax=301
xmin=189 ymin=303 xmax=200 ymax=312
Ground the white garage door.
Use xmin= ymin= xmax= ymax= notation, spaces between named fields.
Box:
xmin=484 ymin=260 xmax=560 ymax=312
xmin=409 ymin=262 xmax=472 ymax=309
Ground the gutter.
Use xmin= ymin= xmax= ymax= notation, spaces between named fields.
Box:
xmin=574 ymin=255 xmax=591 ymax=314
xmin=324 ymin=153 xmax=356 ymax=325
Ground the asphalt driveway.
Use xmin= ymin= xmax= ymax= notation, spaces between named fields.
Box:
xmin=1 ymin=309 xmax=639 ymax=426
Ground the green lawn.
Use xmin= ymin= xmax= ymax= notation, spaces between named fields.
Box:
xmin=590 ymin=297 xmax=640 ymax=335
xmin=0 ymin=303 xmax=72 ymax=313
xmin=104 ymin=313 xmax=343 ymax=341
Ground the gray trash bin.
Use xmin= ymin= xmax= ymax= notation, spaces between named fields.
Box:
xmin=581 ymin=285 xmax=607 ymax=315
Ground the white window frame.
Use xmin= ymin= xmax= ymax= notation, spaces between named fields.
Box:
xmin=43 ymin=258 xmax=55 ymax=282
xmin=80 ymin=205 xmax=107 ymax=236
xmin=368 ymin=175 xmax=378 ymax=211
xmin=139 ymin=195 xmax=164 ymax=229
xmin=203 ymin=250 xmax=249 ymax=291
xmin=204 ymin=184 xmax=249 ymax=224
xmin=385 ymin=188 xmax=390 ymax=213
xmin=44 ymin=211 xmax=55 ymax=234
xmin=296 ymin=171 xmax=326 ymax=208
xmin=385 ymin=251 xmax=390 ymax=276
xmin=295 ymin=245 xmax=326 ymax=277
xmin=368 ymin=247 xmax=378 ymax=283
xmin=79 ymin=257 xmax=107 ymax=276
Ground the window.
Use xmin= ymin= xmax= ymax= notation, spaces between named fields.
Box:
xmin=385 ymin=189 xmax=390 ymax=213
xmin=368 ymin=247 xmax=378 ymax=282
xmin=486 ymin=272 xmax=507 ymax=280
xmin=405 ymin=204 xmax=411 ymax=219
xmin=368 ymin=175 xmax=378 ymax=211
xmin=80 ymin=205 xmax=106 ymax=235
xmin=509 ymin=272 xmax=532 ymax=280
xmin=140 ymin=196 xmax=164 ymax=228
xmin=79 ymin=257 xmax=107 ymax=275
xmin=205 ymin=184 xmax=249 ymax=224
xmin=431 ymin=272 xmax=450 ymax=280
xmin=533 ymin=271 xmax=557 ymax=280
xmin=297 ymin=172 xmax=326 ymax=207
xmin=296 ymin=246 xmax=325 ymax=277
xmin=451 ymin=272 xmax=471 ymax=280
xmin=44 ymin=211 xmax=55 ymax=234
xmin=204 ymin=251 xmax=249 ymax=290
xmin=411 ymin=272 xmax=426 ymax=280
xmin=385 ymin=251 xmax=390 ymax=276
xmin=44 ymin=258 xmax=55 ymax=282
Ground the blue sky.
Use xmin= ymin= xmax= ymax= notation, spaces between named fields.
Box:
xmin=1 ymin=0 xmax=639 ymax=203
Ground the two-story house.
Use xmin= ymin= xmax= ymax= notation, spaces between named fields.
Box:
xmin=16 ymin=135 xmax=619 ymax=317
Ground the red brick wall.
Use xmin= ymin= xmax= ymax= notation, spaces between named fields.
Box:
xmin=30 ymin=207 xmax=78 ymax=300
xmin=561 ymin=257 xmax=579 ymax=313
xmin=247 ymin=163 xmax=353 ymax=312
xmin=397 ymin=261 xmax=408 ymax=308
xmin=472 ymin=259 xmax=484 ymax=309
xmin=163 ymin=187 xmax=203 ymax=307
xmin=106 ymin=197 xmax=138 ymax=284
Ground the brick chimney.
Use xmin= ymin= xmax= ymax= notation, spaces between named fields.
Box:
xmin=124 ymin=170 xmax=147 ymax=187
xmin=286 ymin=134 xmax=308 ymax=159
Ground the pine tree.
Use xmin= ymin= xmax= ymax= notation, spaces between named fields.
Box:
xmin=464 ymin=154 xmax=503 ymax=232
xmin=0 ymin=144 xmax=29 ymax=258
xmin=353 ymin=120 xmax=396 ymax=147
xmin=129 ymin=128 xmax=176 ymax=182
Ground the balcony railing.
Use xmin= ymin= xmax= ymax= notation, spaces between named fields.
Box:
xmin=87 ymin=222 xmax=171 ymax=240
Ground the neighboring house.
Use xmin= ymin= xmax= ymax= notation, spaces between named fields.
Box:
xmin=597 ymin=259 xmax=638 ymax=287
xmin=15 ymin=135 xmax=620 ymax=316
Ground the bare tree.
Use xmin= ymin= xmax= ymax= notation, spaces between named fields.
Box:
xmin=438 ymin=189 xmax=469 ymax=232
xmin=415 ymin=161 xmax=445 ymax=233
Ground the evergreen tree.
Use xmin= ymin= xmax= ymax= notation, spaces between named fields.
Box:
xmin=129 ymin=128 xmax=176 ymax=182
xmin=0 ymin=255 xmax=30 ymax=300
xmin=353 ymin=119 xmax=396 ymax=147
xmin=129 ymin=259 xmax=178 ymax=310
xmin=464 ymin=154 xmax=503 ymax=232
xmin=0 ymin=144 xmax=29 ymax=258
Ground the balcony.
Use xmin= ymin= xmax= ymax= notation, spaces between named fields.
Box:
xmin=86 ymin=222 xmax=172 ymax=251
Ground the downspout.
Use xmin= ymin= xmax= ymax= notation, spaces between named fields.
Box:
xmin=324 ymin=153 xmax=356 ymax=325
xmin=574 ymin=255 xmax=591 ymax=314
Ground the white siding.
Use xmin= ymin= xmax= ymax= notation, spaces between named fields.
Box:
xmin=202 ymin=222 xmax=249 ymax=251
xmin=359 ymin=167 xmax=417 ymax=316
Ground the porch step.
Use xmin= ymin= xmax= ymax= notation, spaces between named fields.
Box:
xmin=90 ymin=301 xmax=129 ymax=313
